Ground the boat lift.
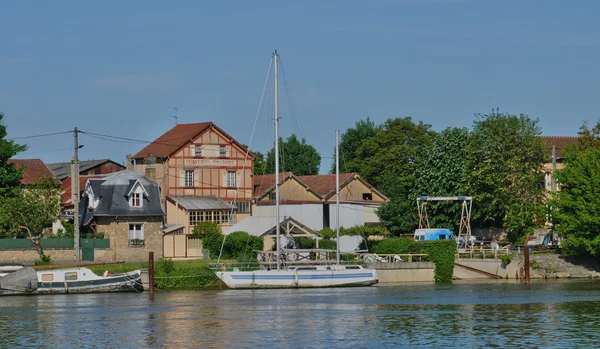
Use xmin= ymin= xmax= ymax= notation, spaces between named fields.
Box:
xmin=417 ymin=196 xmax=473 ymax=249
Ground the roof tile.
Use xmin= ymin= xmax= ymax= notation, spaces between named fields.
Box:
xmin=7 ymin=159 xmax=58 ymax=185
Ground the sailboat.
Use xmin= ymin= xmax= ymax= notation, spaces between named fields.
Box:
xmin=214 ymin=51 xmax=378 ymax=288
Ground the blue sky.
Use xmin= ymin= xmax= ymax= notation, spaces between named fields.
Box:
xmin=2 ymin=0 xmax=599 ymax=173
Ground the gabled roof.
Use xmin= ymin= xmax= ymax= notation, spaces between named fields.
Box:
xmin=132 ymin=122 xmax=252 ymax=160
xmin=7 ymin=159 xmax=58 ymax=185
xmin=253 ymin=172 xmax=388 ymax=202
xmin=543 ymin=136 xmax=579 ymax=159
xmin=223 ymin=215 xmax=318 ymax=238
xmin=47 ymin=159 xmax=125 ymax=180
xmin=79 ymin=171 xmax=165 ymax=225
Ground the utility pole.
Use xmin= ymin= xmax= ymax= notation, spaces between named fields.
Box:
xmin=551 ymin=145 xmax=557 ymax=192
xmin=72 ymin=127 xmax=81 ymax=262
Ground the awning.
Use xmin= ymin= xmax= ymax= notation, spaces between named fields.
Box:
xmin=169 ymin=196 xmax=236 ymax=211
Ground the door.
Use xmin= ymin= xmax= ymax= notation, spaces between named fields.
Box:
xmin=81 ymin=239 xmax=95 ymax=261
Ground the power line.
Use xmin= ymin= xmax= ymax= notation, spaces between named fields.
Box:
xmin=7 ymin=130 xmax=73 ymax=140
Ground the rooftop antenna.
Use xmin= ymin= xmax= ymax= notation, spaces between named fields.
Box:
xmin=167 ymin=107 xmax=178 ymax=124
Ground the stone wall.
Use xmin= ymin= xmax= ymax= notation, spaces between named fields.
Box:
xmin=96 ymin=216 xmax=164 ymax=262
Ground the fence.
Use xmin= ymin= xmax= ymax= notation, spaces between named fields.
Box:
xmin=0 ymin=238 xmax=110 ymax=250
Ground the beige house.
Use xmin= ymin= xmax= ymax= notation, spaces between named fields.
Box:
xmin=543 ymin=136 xmax=578 ymax=192
xmin=131 ymin=122 xmax=254 ymax=236
xmin=252 ymin=172 xmax=388 ymax=231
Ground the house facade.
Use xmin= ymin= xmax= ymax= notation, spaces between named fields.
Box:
xmin=543 ymin=136 xmax=578 ymax=193
xmin=131 ymin=122 xmax=254 ymax=235
xmin=252 ymin=172 xmax=388 ymax=231
xmin=79 ymin=171 xmax=166 ymax=261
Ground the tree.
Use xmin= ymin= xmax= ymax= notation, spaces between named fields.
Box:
xmin=551 ymin=121 xmax=600 ymax=258
xmin=465 ymin=110 xmax=546 ymax=242
xmin=415 ymin=127 xmax=470 ymax=230
xmin=266 ymin=134 xmax=321 ymax=176
xmin=0 ymin=177 xmax=61 ymax=260
xmin=191 ymin=221 xmax=222 ymax=239
xmin=0 ymin=112 xmax=27 ymax=196
xmin=355 ymin=117 xmax=435 ymax=235
xmin=252 ymin=151 xmax=267 ymax=175
xmin=330 ymin=117 xmax=381 ymax=173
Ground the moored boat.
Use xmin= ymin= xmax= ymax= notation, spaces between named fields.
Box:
xmin=0 ymin=266 xmax=143 ymax=296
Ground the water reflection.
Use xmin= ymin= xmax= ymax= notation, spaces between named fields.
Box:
xmin=1 ymin=280 xmax=600 ymax=348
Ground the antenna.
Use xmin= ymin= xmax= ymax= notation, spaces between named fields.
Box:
xmin=167 ymin=107 xmax=178 ymax=124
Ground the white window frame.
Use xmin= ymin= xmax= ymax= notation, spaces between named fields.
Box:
xmin=220 ymin=145 xmax=227 ymax=157
xmin=185 ymin=170 xmax=194 ymax=187
xmin=227 ymin=171 xmax=236 ymax=187
xmin=130 ymin=193 xmax=142 ymax=207
xmin=128 ymin=224 xmax=144 ymax=244
xmin=195 ymin=145 xmax=202 ymax=157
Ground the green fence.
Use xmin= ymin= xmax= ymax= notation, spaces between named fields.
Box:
xmin=0 ymin=238 xmax=110 ymax=250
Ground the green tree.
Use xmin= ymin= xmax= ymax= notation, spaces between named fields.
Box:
xmin=330 ymin=117 xmax=381 ymax=173
xmin=465 ymin=110 xmax=546 ymax=241
xmin=356 ymin=117 xmax=435 ymax=235
xmin=0 ymin=176 xmax=61 ymax=259
xmin=252 ymin=151 xmax=267 ymax=175
xmin=191 ymin=221 xmax=222 ymax=239
xmin=0 ymin=112 xmax=27 ymax=196
xmin=415 ymin=127 xmax=470 ymax=230
xmin=551 ymin=121 xmax=600 ymax=257
xmin=266 ymin=134 xmax=321 ymax=176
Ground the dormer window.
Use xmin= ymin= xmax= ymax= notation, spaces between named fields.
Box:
xmin=131 ymin=193 xmax=142 ymax=207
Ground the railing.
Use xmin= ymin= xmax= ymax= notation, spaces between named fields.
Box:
xmin=358 ymin=253 xmax=429 ymax=263
xmin=455 ymin=248 xmax=514 ymax=259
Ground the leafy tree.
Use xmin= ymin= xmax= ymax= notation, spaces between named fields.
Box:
xmin=465 ymin=110 xmax=546 ymax=241
xmin=0 ymin=112 xmax=27 ymax=196
xmin=252 ymin=151 xmax=267 ymax=175
xmin=330 ymin=117 xmax=381 ymax=173
xmin=266 ymin=134 xmax=321 ymax=176
xmin=191 ymin=221 xmax=222 ymax=239
xmin=355 ymin=117 xmax=435 ymax=235
xmin=0 ymin=176 xmax=61 ymax=260
xmin=415 ymin=127 xmax=470 ymax=230
xmin=552 ymin=121 xmax=600 ymax=257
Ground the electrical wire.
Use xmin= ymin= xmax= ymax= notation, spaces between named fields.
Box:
xmin=7 ymin=130 xmax=73 ymax=140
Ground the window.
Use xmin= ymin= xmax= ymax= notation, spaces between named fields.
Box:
xmin=64 ymin=272 xmax=78 ymax=281
xmin=185 ymin=170 xmax=194 ymax=187
xmin=230 ymin=201 xmax=250 ymax=213
xmin=189 ymin=210 xmax=234 ymax=226
xmin=130 ymin=193 xmax=142 ymax=207
xmin=220 ymin=145 xmax=227 ymax=157
xmin=195 ymin=145 xmax=202 ymax=156
xmin=41 ymin=274 xmax=54 ymax=281
xmin=362 ymin=193 xmax=373 ymax=201
xmin=269 ymin=191 xmax=276 ymax=201
xmin=227 ymin=171 xmax=236 ymax=187
xmin=128 ymin=224 xmax=144 ymax=245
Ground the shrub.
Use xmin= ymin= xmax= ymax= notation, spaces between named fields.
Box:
xmin=371 ymin=238 xmax=412 ymax=255
xmin=35 ymin=253 xmax=52 ymax=266
xmin=192 ymin=222 xmax=222 ymax=239
xmin=203 ymin=231 xmax=263 ymax=261
xmin=319 ymin=239 xmax=337 ymax=250
xmin=318 ymin=228 xmax=336 ymax=240
xmin=96 ymin=232 xmax=105 ymax=239
xmin=410 ymin=240 xmax=456 ymax=282
xmin=501 ymin=253 xmax=512 ymax=266
xmin=156 ymin=257 xmax=175 ymax=274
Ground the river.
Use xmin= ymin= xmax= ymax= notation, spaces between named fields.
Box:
xmin=2 ymin=280 xmax=600 ymax=348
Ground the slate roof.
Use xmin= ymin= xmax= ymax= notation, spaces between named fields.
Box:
xmin=47 ymin=159 xmax=125 ymax=180
xmin=132 ymin=122 xmax=252 ymax=160
xmin=169 ymin=196 xmax=236 ymax=211
xmin=61 ymin=175 xmax=106 ymax=208
xmin=7 ymin=159 xmax=58 ymax=185
xmin=79 ymin=171 xmax=165 ymax=225
xmin=543 ymin=136 xmax=579 ymax=159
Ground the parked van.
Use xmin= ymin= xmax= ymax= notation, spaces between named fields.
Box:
xmin=414 ymin=228 xmax=455 ymax=241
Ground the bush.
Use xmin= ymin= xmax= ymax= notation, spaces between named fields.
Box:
xmin=96 ymin=232 xmax=105 ymax=239
xmin=35 ymin=253 xmax=52 ymax=266
xmin=319 ymin=239 xmax=337 ymax=250
xmin=156 ymin=257 xmax=175 ymax=274
xmin=410 ymin=240 xmax=456 ymax=282
xmin=203 ymin=231 xmax=263 ymax=261
xmin=501 ymin=253 xmax=512 ymax=266
xmin=372 ymin=238 xmax=412 ymax=255
xmin=319 ymin=228 xmax=336 ymax=240
xmin=191 ymin=222 xmax=222 ymax=239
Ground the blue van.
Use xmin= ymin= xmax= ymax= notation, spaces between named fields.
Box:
xmin=414 ymin=228 xmax=455 ymax=241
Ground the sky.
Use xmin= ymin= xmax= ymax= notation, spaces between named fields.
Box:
xmin=2 ymin=0 xmax=600 ymax=173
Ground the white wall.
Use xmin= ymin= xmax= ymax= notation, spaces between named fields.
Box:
xmin=252 ymin=204 xmax=325 ymax=230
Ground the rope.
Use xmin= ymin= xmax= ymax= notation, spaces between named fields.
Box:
xmin=153 ymin=273 xmax=213 ymax=279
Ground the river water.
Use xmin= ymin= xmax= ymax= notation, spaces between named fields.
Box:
xmin=2 ymin=280 xmax=600 ymax=348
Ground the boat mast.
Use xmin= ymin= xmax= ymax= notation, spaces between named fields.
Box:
xmin=274 ymin=50 xmax=281 ymax=271
xmin=336 ymin=129 xmax=340 ymax=265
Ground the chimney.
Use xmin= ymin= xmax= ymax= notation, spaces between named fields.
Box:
xmin=126 ymin=154 xmax=133 ymax=171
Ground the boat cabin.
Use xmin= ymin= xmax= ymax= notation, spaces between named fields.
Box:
xmin=414 ymin=228 xmax=455 ymax=241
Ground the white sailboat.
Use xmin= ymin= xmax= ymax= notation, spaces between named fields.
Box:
xmin=214 ymin=51 xmax=378 ymax=288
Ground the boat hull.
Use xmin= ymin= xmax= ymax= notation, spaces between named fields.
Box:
xmin=216 ymin=269 xmax=378 ymax=289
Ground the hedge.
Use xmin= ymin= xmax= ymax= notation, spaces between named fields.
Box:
xmin=203 ymin=231 xmax=263 ymax=261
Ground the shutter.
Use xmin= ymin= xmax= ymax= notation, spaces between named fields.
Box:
xmin=180 ymin=170 xmax=185 ymax=187
xmin=194 ymin=170 xmax=200 ymax=187
xmin=222 ymin=171 xmax=228 ymax=187
xmin=236 ymin=171 xmax=242 ymax=188
xmin=190 ymin=145 xmax=195 ymax=157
